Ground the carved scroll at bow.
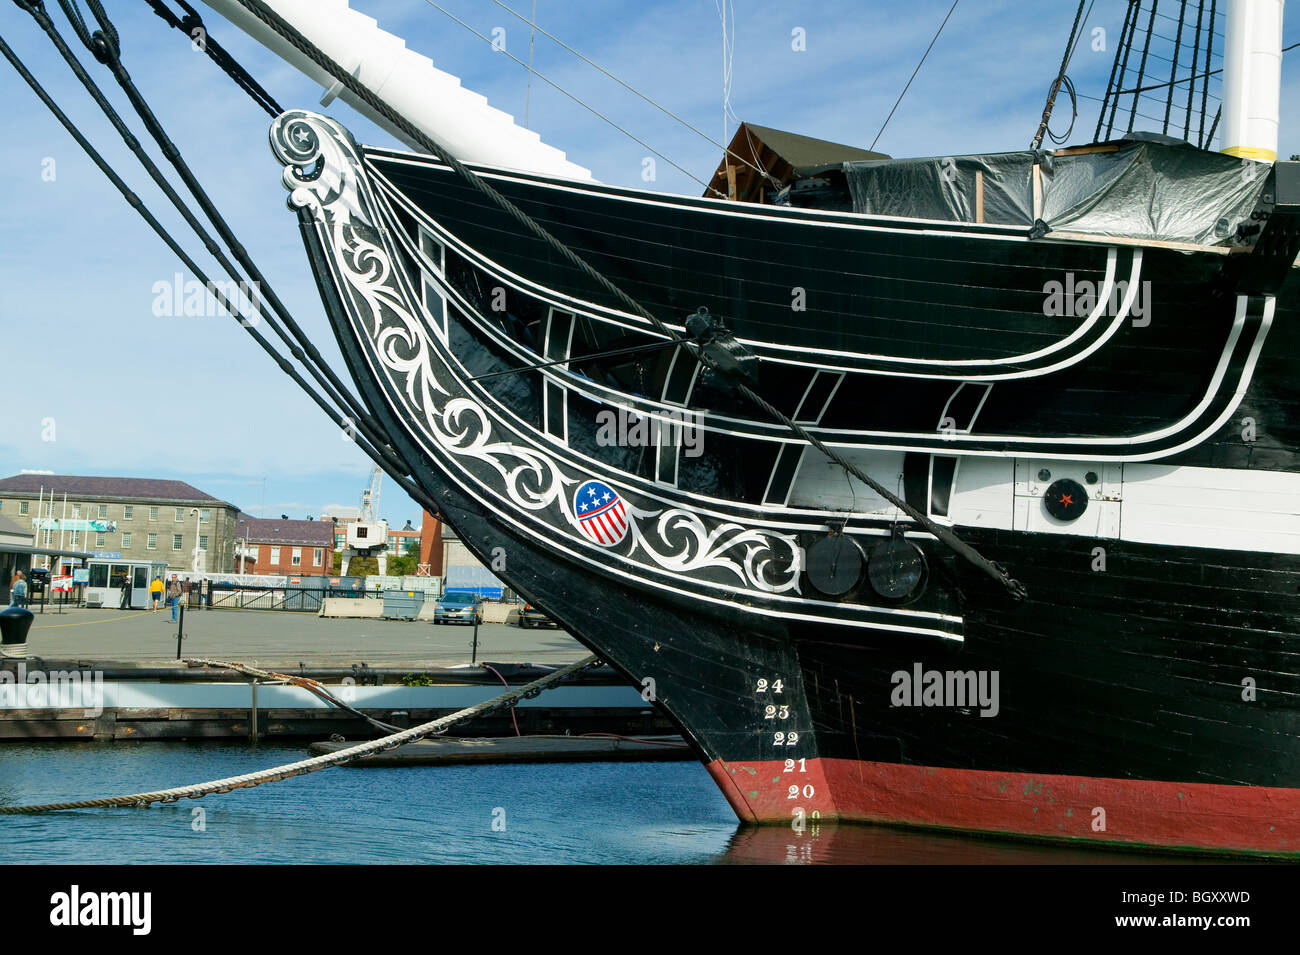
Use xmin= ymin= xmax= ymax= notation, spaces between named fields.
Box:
xmin=270 ymin=110 xmax=801 ymax=595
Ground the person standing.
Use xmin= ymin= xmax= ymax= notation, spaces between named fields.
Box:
xmin=119 ymin=572 xmax=132 ymax=610
xmin=149 ymin=575 xmax=164 ymax=611
xmin=9 ymin=571 xmax=27 ymax=608
xmin=167 ymin=574 xmax=183 ymax=623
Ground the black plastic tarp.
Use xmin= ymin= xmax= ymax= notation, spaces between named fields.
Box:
xmin=843 ymin=140 xmax=1268 ymax=246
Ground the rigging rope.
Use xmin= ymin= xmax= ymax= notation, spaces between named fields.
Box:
xmin=0 ymin=656 xmax=601 ymax=814
xmin=0 ymin=25 xmax=435 ymax=529
xmin=140 ymin=0 xmax=283 ymax=117
xmin=488 ymin=0 xmax=781 ymax=192
xmin=1032 ymin=0 xmax=1089 ymax=151
xmin=186 ymin=658 xmax=403 ymax=733
xmin=869 ymin=0 xmax=960 ymax=153
xmin=418 ymin=0 xmax=725 ymax=197
xmin=229 ymin=0 xmax=1026 ymax=600
xmin=56 ymin=0 xmax=384 ymax=464
xmin=10 ymin=0 xmax=443 ymax=523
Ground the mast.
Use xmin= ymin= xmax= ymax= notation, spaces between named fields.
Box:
xmin=1220 ymin=0 xmax=1285 ymax=161
xmin=201 ymin=0 xmax=593 ymax=180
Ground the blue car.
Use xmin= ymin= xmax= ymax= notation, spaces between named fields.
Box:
xmin=432 ymin=591 xmax=483 ymax=625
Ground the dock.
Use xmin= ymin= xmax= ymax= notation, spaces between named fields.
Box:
xmin=0 ymin=608 xmax=677 ymax=742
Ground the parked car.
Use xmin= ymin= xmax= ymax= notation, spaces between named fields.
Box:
xmin=432 ymin=591 xmax=483 ymax=625
xmin=517 ymin=603 xmax=558 ymax=628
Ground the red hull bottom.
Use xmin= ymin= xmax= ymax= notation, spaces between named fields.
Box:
xmin=707 ymin=757 xmax=1300 ymax=857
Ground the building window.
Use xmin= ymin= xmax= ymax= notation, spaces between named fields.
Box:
xmin=200 ymin=509 xmax=210 ymax=523
xmin=42 ymin=529 xmax=53 ymax=546
xmin=95 ymin=533 xmax=106 ymax=548
xmin=291 ymin=547 xmax=302 ymax=566
xmin=71 ymin=503 xmax=81 ymax=518
xmin=46 ymin=502 xmax=54 ymax=517
xmin=18 ymin=501 xmax=28 ymax=515
xmin=124 ymin=505 xmax=134 ymax=519
xmin=313 ymin=548 xmax=323 ymax=566
xmin=147 ymin=533 xmax=157 ymax=550
xmin=172 ymin=534 xmax=183 ymax=550
xmin=97 ymin=504 xmax=108 ymax=518
xmin=199 ymin=535 xmax=208 ymax=551
xmin=68 ymin=531 xmax=79 ymax=547
xmin=270 ymin=546 xmax=280 ymax=564
xmin=174 ymin=507 xmax=184 ymax=522
xmin=123 ymin=532 xmax=132 ymax=548
xmin=149 ymin=507 xmax=158 ymax=521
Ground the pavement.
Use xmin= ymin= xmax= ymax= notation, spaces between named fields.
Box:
xmin=21 ymin=606 xmax=587 ymax=668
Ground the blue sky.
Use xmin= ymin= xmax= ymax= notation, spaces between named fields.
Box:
xmin=1 ymin=1 xmax=1296 ymax=525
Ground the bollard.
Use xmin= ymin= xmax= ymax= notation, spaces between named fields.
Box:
xmin=249 ymin=679 xmax=259 ymax=741
xmin=175 ymin=603 xmax=185 ymax=660
xmin=0 ymin=606 xmax=34 ymax=659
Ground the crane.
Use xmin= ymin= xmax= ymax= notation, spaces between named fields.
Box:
xmin=340 ymin=466 xmax=390 ymax=575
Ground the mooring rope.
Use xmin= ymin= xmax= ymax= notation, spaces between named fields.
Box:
xmin=186 ymin=657 xmax=403 ymax=733
xmin=0 ymin=655 xmax=600 ymax=814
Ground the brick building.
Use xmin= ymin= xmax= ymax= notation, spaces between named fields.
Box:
xmin=0 ymin=474 xmax=239 ymax=573
xmin=235 ymin=515 xmax=335 ymax=575
xmin=320 ymin=506 xmax=361 ymax=550
xmin=387 ymin=521 xmax=419 ymax=558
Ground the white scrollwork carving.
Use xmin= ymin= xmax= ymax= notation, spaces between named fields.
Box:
xmin=271 ymin=111 xmax=801 ymax=595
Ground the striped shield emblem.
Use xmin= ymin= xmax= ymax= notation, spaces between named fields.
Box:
xmin=573 ymin=479 xmax=630 ymax=546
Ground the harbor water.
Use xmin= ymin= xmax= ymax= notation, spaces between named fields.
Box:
xmin=0 ymin=743 xmax=1218 ymax=864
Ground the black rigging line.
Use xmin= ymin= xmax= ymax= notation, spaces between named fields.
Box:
xmin=1127 ymin=2 xmax=1160 ymax=133
xmin=26 ymin=0 xmax=414 ymax=499
xmin=51 ymin=0 xmax=389 ymax=474
xmin=0 ymin=25 xmax=441 ymax=521
xmin=140 ymin=0 xmax=283 ymax=117
xmin=1184 ymin=0 xmax=1204 ymax=142
xmin=1032 ymin=0 xmax=1088 ymax=150
xmin=24 ymin=0 xmax=390 ymax=478
xmin=467 ymin=339 xmax=681 ymax=383
xmin=1162 ymin=0 xmax=1187 ymax=134
xmin=230 ymin=0 xmax=1026 ymax=599
xmin=1102 ymin=0 xmax=1140 ymax=140
xmin=869 ymin=0 xmax=960 ymax=153
xmin=1198 ymin=0 xmax=1217 ymax=148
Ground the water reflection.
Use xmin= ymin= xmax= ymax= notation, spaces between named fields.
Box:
xmin=719 ymin=822 xmax=1237 ymax=865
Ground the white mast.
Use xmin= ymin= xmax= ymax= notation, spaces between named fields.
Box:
xmin=202 ymin=0 xmax=593 ymax=180
xmin=1220 ymin=0 xmax=1285 ymax=162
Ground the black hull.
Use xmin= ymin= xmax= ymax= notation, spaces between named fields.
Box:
xmin=269 ymin=111 xmax=1300 ymax=854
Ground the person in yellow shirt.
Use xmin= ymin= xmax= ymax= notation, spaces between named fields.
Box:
xmin=149 ymin=575 xmax=164 ymax=611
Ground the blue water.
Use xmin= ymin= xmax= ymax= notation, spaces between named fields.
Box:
xmin=0 ymin=742 xmax=738 ymax=864
xmin=0 ymin=743 xmax=1215 ymax=864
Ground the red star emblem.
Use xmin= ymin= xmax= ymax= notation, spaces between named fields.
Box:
xmin=1059 ymin=493 xmax=1074 ymax=507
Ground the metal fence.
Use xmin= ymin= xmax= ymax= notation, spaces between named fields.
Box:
xmin=203 ymin=584 xmax=330 ymax=612
xmin=198 ymin=584 xmax=426 ymax=612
